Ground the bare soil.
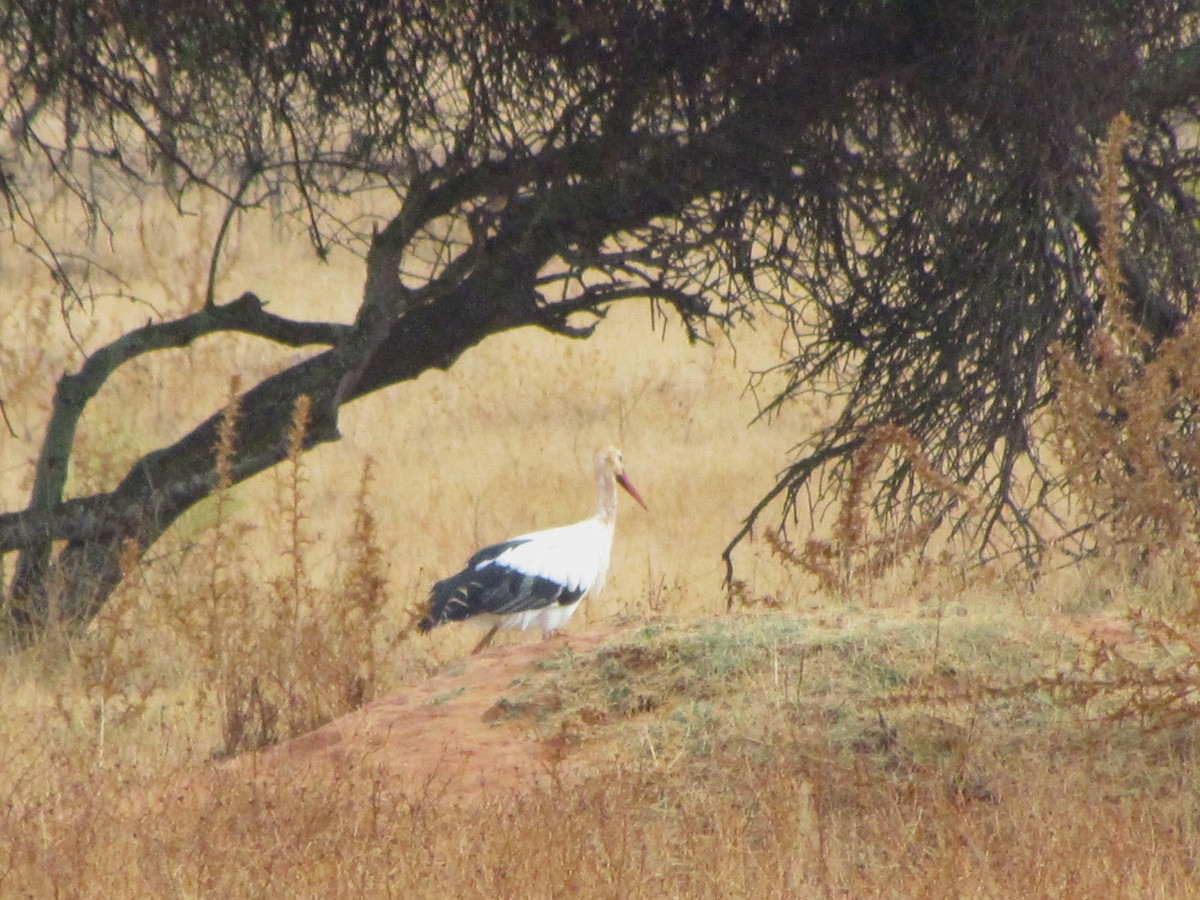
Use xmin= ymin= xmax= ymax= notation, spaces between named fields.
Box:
xmin=213 ymin=628 xmax=624 ymax=802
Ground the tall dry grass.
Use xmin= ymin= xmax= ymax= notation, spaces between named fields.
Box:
xmin=5 ymin=613 xmax=1200 ymax=897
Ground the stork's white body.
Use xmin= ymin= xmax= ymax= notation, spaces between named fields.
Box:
xmin=419 ymin=448 xmax=645 ymax=652
xmin=472 ymin=516 xmax=613 ymax=634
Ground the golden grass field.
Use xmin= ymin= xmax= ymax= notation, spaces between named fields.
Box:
xmin=3 ymin=198 xmax=1200 ymax=897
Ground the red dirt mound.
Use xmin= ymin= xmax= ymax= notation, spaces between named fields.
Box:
xmin=219 ymin=628 xmax=620 ymax=801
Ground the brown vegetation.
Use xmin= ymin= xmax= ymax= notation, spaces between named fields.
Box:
xmin=754 ymin=424 xmax=982 ymax=600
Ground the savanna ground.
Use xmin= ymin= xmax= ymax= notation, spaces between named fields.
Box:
xmin=3 ymin=195 xmax=1200 ymax=897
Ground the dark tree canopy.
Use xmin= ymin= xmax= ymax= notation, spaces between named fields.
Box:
xmin=2 ymin=1 xmax=1200 ymax=630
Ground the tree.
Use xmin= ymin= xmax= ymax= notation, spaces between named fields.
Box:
xmin=1 ymin=1 xmax=1198 ymax=633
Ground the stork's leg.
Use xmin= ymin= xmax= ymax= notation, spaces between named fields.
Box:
xmin=471 ymin=623 xmax=501 ymax=655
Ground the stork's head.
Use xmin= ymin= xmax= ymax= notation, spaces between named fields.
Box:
xmin=598 ymin=446 xmax=647 ymax=510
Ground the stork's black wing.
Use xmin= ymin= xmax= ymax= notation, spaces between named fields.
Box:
xmin=418 ymin=538 xmax=586 ymax=631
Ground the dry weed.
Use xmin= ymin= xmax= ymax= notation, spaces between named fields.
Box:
xmin=88 ymin=382 xmax=398 ymax=757
xmin=1050 ymin=113 xmax=1200 ymax=584
xmin=1047 ymin=111 xmax=1200 ymax=728
xmin=758 ymin=424 xmax=981 ymax=599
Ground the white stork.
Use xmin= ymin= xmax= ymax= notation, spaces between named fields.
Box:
xmin=419 ymin=447 xmax=647 ymax=654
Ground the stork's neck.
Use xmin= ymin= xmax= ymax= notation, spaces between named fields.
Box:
xmin=595 ymin=465 xmax=619 ymax=525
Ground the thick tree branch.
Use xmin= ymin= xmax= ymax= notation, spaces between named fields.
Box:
xmin=26 ymin=290 xmax=345 ymax=512
xmin=9 ymin=292 xmax=347 ymax=610
xmin=327 ymin=168 xmax=440 ymax=415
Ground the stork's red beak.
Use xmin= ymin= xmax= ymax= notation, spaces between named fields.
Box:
xmin=616 ymin=471 xmax=647 ymax=510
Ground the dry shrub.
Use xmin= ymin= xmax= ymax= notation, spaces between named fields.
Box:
xmin=1045 ymin=112 xmax=1200 ymax=727
xmin=165 ymin=381 xmax=391 ymax=756
xmin=1068 ymin=611 xmax=1200 ymax=728
xmin=337 ymin=457 xmax=393 ymax=701
xmin=1050 ymin=112 xmax=1200 ymax=582
xmin=848 ymin=115 xmax=1200 ymax=734
xmin=757 ymin=424 xmax=980 ymax=598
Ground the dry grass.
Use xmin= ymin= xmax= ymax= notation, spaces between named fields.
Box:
xmin=4 ymin=611 xmax=1200 ymax=897
xmin=2 ymin=152 xmax=1200 ymax=895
